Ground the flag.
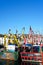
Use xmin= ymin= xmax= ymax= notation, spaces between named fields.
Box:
xmin=22 ymin=27 xmax=25 ymax=34
xmin=29 ymin=26 xmax=34 ymax=34
xmin=8 ymin=29 xmax=11 ymax=34
xmin=24 ymin=37 xmax=27 ymax=44
xmin=16 ymin=29 xmax=18 ymax=34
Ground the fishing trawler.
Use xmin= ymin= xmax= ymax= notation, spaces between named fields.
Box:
xmin=0 ymin=27 xmax=43 ymax=65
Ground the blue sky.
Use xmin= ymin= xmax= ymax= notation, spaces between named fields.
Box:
xmin=0 ymin=0 xmax=43 ymax=34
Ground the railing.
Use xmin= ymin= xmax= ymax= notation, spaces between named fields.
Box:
xmin=20 ymin=52 xmax=43 ymax=65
